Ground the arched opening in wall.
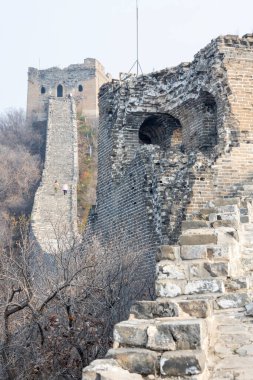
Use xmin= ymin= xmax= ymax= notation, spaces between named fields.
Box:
xmin=41 ymin=86 xmax=46 ymax=94
xmin=57 ymin=84 xmax=63 ymax=97
xmin=199 ymin=91 xmax=217 ymax=150
xmin=139 ymin=114 xmax=182 ymax=149
xmin=78 ymin=84 xmax=83 ymax=92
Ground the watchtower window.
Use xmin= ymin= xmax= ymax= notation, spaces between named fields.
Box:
xmin=78 ymin=84 xmax=83 ymax=92
xmin=57 ymin=84 xmax=63 ymax=97
xmin=41 ymin=86 xmax=46 ymax=94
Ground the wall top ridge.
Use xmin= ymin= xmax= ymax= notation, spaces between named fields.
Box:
xmin=28 ymin=58 xmax=107 ymax=76
xmin=99 ymin=33 xmax=253 ymax=101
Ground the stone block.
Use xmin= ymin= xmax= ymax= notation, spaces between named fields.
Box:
xmin=156 ymin=279 xmax=184 ymax=298
xmin=225 ymin=277 xmax=249 ymax=292
xmin=241 ymin=215 xmax=250 ymax=223
xmin=147 ymin=324 xmax=176 ymax=351
xmin=237 ymin=344 xmax=253 ymax=357
xmin=82 ymin=359 xmax=143 ymax=380
xmin=212 ymin=220 xmax=239 ymax=229
xmin=180 ymin=232 xmax=217 ymax=246
xmin=217 ymin=204 xmax=239 ymax=213
xmin=182 ymin=220 xmax=209 ymax=231
xmin=147 ymin=319 xmax=203 ymax=351
xmin=113 ymin=320 xmax=149 ymax=347
xmin=157 ymin=262 xmax=186 ymax=280
xmin=106 ymin=348 xmax=159 ymax=375
xmin=181 ymin=245 xmax=207 ymax=260
xmin=198 ymin=208 xmax=218 ymax=220
xmin=167 ymin=320 xmax=204 ymax=350
xmin=245 ymin=302 xmax=253 ymax=316
xmin=160 ymin=350 xmax=206 ymax=376
xmin=213 ymin=198 xmax=240 ymax=207
xmin=203 ymin=262 xmax=230 ymax=277
xmin=185 ymin=279 xmax=224 ymax=295
xmin=156 ymin=245 xmax=180 ymax=261
xmin=215 ymin=293 xmax=250 ymax=309
xmin=130 ymin=300 xmax=179 ymax=319
xmin=178 ymin=299 xmax=212 ymax=318
xmin=216 ymin=228 xmax=239 ymax=243
xmin=207 ymin=246 xmax=230 ymax=260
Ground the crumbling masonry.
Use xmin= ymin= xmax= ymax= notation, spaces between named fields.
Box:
xmin=83 ymin=34 xmax=253 ymax=379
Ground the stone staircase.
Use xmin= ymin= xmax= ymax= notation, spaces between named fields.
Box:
xmin=82 ymin=198 xmax=253 ymax=379
xmin=31 ymin=96 xmax=78 ymax=253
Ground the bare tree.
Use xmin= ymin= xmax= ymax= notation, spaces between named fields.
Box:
xmin=0 ymin=220 xmax=152 ymax=379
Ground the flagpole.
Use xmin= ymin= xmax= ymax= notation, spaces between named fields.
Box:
xmin=136 ymin=0 xmax=139 ymax=76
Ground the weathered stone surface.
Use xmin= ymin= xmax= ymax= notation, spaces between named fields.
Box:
xmin=212 ymin=220 xmax=239 ymax=229
xmin=245 ymin=302 xmax=253 ymax=316
xmin=185 ymin=279 xmax=224 ymax=295
xmin=113 ymin=320 xmax=149 ymax=347
xmin=82 ymin=359 xmax=143 ymax=380
xmin=130 ymin=301 xmax=179 ymax=319
xmin=225 ymin=277 xmax=249 ymax=292
xmin=178 ymin=299 xmax=212 ymax=318
xmin=99 ymin=370 xmax=143 ymax=380
xmin=157 ymin=261 xmax=186 ymax=280
xmin=156 ymin=245 xmax=180 ymax=261
xmin=216 ymin=293 xmax=250 ymax=309
xmin=156 ymin=279 xmax=184 ymax=298
xmin=147 ymin=319 xmax=203 ymax=351
xmin=168 ymin=320 xmax=203 ymax=350
xmin=160 ymin=350 xmax=206 ymax=376
xmin=207 ymin=246 xmax=230 ymax=260
xmin=182 ymin=220 xmax=209 ymax=231
xmin=106 ymin=348 xmax=159 ymax=375
xmin=237 ymin=344 xmax=253 ymax=356
xmin=214 ymin=198 xmax=240 ymax=207
xmin=203 ymin=262 xmax=229 ymax=277
xmin=180 ymin=233 xmax=218 ymax=245
xmin=181 ymin=245 xmax=207 ymax=260
xmin=147 ymin=324 xmax=176 ymax=351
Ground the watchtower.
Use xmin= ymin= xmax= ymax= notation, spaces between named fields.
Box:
xmin=26 ymin=58 xmax=111 ymax=125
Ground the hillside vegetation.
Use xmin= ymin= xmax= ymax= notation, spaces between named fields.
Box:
xmin=77 ymin=115 xmax=98 ymax=229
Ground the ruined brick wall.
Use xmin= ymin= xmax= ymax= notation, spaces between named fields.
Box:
xmin=26 ymin=58 xmax=111 ymax=125
xmin=89 ymin=34 xmax=253 ymax=272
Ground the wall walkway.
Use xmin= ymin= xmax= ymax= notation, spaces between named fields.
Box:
xmin=31 ymin=96 xmax=78 ymax=253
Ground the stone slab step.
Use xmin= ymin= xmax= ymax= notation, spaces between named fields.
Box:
xmin=113 ymin=318 xmax=207 ymax=352
xmin=82 ymin=358 xmax=143 ymax=380
xmin=106 ymin=348 xmax=159 ymax=375
xmin=157 ymin=260 xmax=233 ymax=281
xmin=131 ymin=299 xmax=212 ymax=319
xmin=160 ymin=350 xmax=206 ymax=377
xmin=157 ymin=244 xmax=234 ymax=262
xmin=179 ymin=228 xmax=239 ymax=246
xmin=214 ymin=292 xmax=251 ymax=310
xmin=156 ymin=278 xmax=225 ymax=298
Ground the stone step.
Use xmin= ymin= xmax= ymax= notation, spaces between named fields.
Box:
xmin=157 ymin=244 xmax=235 ymax=262
xmin=104 ymin=347 xmax=207 ymax=378
xmin=156 ymin=278 xmax=225 ymax=298
xmin=214 ymin=292 xmax=251 ymax=310
xmin=113 ymin=318 xmax=207 ymax=352
xmin=130 ymin=299 xmax=212 ymax=319
xmin=179 ymin=228 xmax=239 ymax=246
xmin=82 ymin=358 xmax=143 ymax=380
xmin=157 ymin=260 xmax=236 ymax=281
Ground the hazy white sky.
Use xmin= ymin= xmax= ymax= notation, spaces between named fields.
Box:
xmin=1 ymin=0 xmax=253 ymax=113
